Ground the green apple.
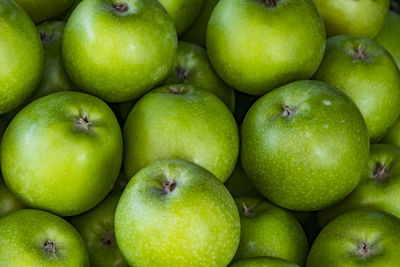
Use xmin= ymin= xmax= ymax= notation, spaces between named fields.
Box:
xmin=181 ymin=0 xmax=219 ymax=47
xmin=313 ymin=0 xmax=389 ymax=38
xmin=0 ymin=175 xmax=24 ymax=217
xmin=306 ymin=209 xmax=400 ymax=267
xmin=1 ymin=92 xmax=123 ymax=216
xmin=0 ymin=0 xmax=43 ymax=114
xmin=58 ymin=0 xmax=82 ymax=21
xmin=230 ymin=257 xmax=300 ymax=267
xmin=123 ymin=84 xmax=239 ymax=183
xmin=241 ymin=80 xmax=370 ymax=211
xmin=375 ymin=11 xmax=400 ymax=68
xmin=233 ymin=197 xmax=308 ymax=265
xmin=313 ymin=35 xmax=400 ymax=142
xmin=158 ymin=0 xmax=203 ymax=35
xmin=317 ymin=144 xmax=400 ymax=227
xmin=225 ymin=162 xmax=263 ymax=198
xmin=382 ymin=118 xmax=400 ymax=147
xmin=234 ymin=91 xmax=258 ymax=124
xmin=163 ymin=41 xmax=235 ymax=111
xmin=70 ymin=192 xmax=128 ymax=267
xmin=62 ymin=0 xmax=177 ymax=102
xmin=15 ymin=0 xmax=75 ymax=23
xmin=0 ymin=209 xmax=89 ymax=266
xmin=115 ymin=160 xmax=241 ymax=267
xmin=206 ymin=0 xmax=325 ymax=95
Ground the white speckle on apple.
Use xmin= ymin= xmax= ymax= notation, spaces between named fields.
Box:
xmin=323 ymin=100 xmax=332 ymax=106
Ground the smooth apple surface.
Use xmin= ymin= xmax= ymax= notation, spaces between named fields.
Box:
xmin=15 ymin=0 xmax=75 ymax=23
xmin=225 ymin=162 xmax=263 ymax=198
xmin=375 ymin=11 xmax=400 ymax=68
xmin=241 ymin=80 xmax=369 ymax=211
xmin=382 ymin=117 xmax=400 ymax=147
xmin=0 ymin=176 xmax=24 ymax=217
xmin=230 ymin=257 xmax=300 ymax=267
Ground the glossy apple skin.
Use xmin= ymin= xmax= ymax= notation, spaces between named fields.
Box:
xmin=15 ymin=0 xmax=75 ymax=23
xmin=382 ymin=118 xmax=400 ymax=147
xmin=307 ymin=209 xmax=400 ymax=267
xmin=206 ymin=0 xmax=325 ymax=95
xmin=0 ymin=209 xmax=89 ymax=266
xmin=70 ymin=193 xmax=129 ymax=267
xmin=164 ymin=41 xmax=235 ymax=111
xmin=62 ymin=0 xmax=177 ymax=102
xmin=123 ymin=84 xmax=239 ymax=183
xmin=241 ymin=80 xmax=370 ymax=211
xmin=234 ymin=197 xmax=308 ymax=265
xmin=181 ymin=0 xmax=219 ymax=47
xmin=1 ymin=92 xmax=123 ymax=216
xmin=0 ymin=0 xmax=43 ymax=114
xmin=313 ymin=0 xmax=389 ymax=38
xmin=230 ymin=257 xmax=300 ymax=267
xmin=115 ymin=160 xmax=241 ymax=267
xmin=318 ymin=144 xmax=400 ymax=227
xmin=313 ymin=35 xmax=400 ymax=142
xmin=0 ymin=176 xmax=24 ymax=217
xmin=225 ymin=162 xmax=263 ymax=198
xmin=158 ymin=0 xmax=203 ymax=35
xmin=375 ymin=11 xmax=400 ymax=68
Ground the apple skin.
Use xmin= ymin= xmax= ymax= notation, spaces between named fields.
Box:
xmin=233 ymin=197 xmax=308 ymax=265
xmin=318 ymin=144 xmax=400 ymax=227
xmin=0 ymin=176 xmax=24 ymax=217
xmin=306 ymin=209 xmax=400 ymax=267
xmin=158 ymin=0 xmax=203 ymax=35
xmin=15 ymin=0 xmax=75 ymax=23
xmin=62 ymin=0 xmax=177 ymax=102
xmin=70 ymin=192 xmax=129 ymax=267
xmin=382 ymin=118 xmax=400 ymax=147
xmin=225 ymin=162 xmax=263 ymax=198
xmin=0 ymin=209 xmax=89 ymax=266
xmin=164 ymin=41 xmax=235 ymax=111
xmin=375 ymin=11 xmax=400 ymax=68
xmin=230 ymin=257 xmax=300 ymax=267
xmin=114 ymin=160 xmax=241 ymax=267
xmin=123 ymin=84 xmax=239 ymax=183
xmin=1 ymin=92 xmax=123 ymax=216
xmin=241 ymin=80 xmax=370 ymax=211
xmin=313 ymin=0 xmax=389 ymax=38
xmin=0 ymin=0 xmax=43 ymax=115
xmin=181 ymin=0 xmax=219 ymax=47
xmin=313 ymin=35 xmax=400 ymax=142
xmin=206 ymin=0 xmax=326 ymax=95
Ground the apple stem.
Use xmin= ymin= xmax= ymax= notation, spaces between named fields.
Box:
xmin=100 ymin=231 xmax=116 ymax=247
xmin=176 ymin=67 xmax=189 ymax=81
xmin=241 ymin=202 xmax=255 ymax=217
xmin=373 ymin=163 xmax=390 ymax=183
xmin=261 ymin=0 xmax=276 ymax=6
xmin=42 ymin=240 xmax=57 ymax=254
xmin=169 ymin=86 xmax=185 ymax=95
xmin=162 ymin=179 xmax=177 ymax=194
xmin=113 ymin=2 xmax=129 ymax=13
xmin=282 ymin=105 xmax=297 ymax=119
xmin=76 ymin=113 xmax=93 ymax=131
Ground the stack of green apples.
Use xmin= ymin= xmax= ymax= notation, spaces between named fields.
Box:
xmin=1 ymin=0 xmax=400 ymax=266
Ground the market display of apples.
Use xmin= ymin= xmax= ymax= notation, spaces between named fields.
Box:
xmin=1 ymin=0 xmax=400 ymax=266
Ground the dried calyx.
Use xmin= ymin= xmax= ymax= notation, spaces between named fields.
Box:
xmin=162 ymin=179 xmax=177 ymax=194
xmin=176 ymin=67 xmax=189 ymax=80
xmin=355 ymin=241 xmax=373 ymax=259
xmin=113 ymin=2 xmax=129 ymax=13
xmin=261 ymin=0 xmax=277 ymax=7
xmin=353 ymin=45 xmax=367 ymax=60
xmin=282 ymin=105 xmax=297 ymax=119
xmin=43 ymin=240 xmax=57 ymax=254
xmin=373 ymin=162 xmax=390 ymax=183
xmin=169 ymin=86 xmax=185 ymax=95
xmin=39 ymin=32 xmax=52 ymax=44
xmin=76 ymin=113 xmax=93 ymax=131
xmin=241 ymin=202 xmax=255 ymax=217
xmin=101 ymin=231 xmax=116 ymax=247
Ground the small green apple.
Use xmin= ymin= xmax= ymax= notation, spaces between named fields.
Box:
xmin=1 ymin=92 xmax=123 ymax=216
xmin=313 ymin=0 xmax=389 ymax=38
xmin=62 ymin=0 xmax=177 ymax=102
xmin=230 ymin=257 xmax=300 ymax=267
xmin=313 ymin=35 xmax=400 ymax=141
xmin=115 ymin=160 xmax=241 ymax=267
xmin=164 ymin=41 xmax=235 ymax=111
xmin=0 ymin=0 xmax=43 ymax=114
xmin=206 ymin=0 xmax=326 ymax=95
xmin=374 ymin=11 xmax=400 ymax=68
xmin=15 ymin=0 xmax=75 ymax=23
xmin=70 ymin=192 xmax=128 ymax=267
xmin=382 ymin=118 xmax=400 ymax=147
xmin=233 ymin=197 xmax=308 ymax=265
xmin=123 ymin=84 xmax=239 ymax=183
xmin=307 ymin=209 xmax=400 ymax=267
xmin=225 ymin=162 xmax=263 ymax=198
xmin=241 ymin=80 xmax=370 ymax=211
xmin=0 ymin=175 xmax=24 ymax=217
xmin=0 ymin=209 xmax=89 ymax=266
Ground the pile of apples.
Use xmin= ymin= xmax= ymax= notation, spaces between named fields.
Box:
xmin=1 ymin=0 xmax=400 ymax=266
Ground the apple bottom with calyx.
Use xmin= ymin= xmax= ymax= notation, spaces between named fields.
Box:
xmin=230 ymin=257 xmax=300 ymax=267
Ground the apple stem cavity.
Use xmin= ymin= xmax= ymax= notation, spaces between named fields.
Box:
xmin=42 ymin=240 xmax=57 ymax=254
xmin=355 ymin=241 xmax=373 ymax=259
xmin=282 ymin=105 xmax=297 ymax=119
xmin=261 ymin=0 xmax=277 ymax=7
xmin=176 ymin=67 xmax=189 ymax=81
xmin=75 ymin=113 xmax=93 ymax=131
xmin=101 ymin=231 xmax=116 ymax=247
xmin=113 ymin=2 xmax=129 ymax=13
xmin=162 ymin=179 xmax=177 ymax=194
xmin=373 ymin=162 xmax=390 ymax=184
xmin=241 ymin=202 xmax=255 ymax=217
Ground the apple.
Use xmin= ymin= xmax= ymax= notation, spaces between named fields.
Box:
xmin=225 ymin=162 xmax=263 ymax=198
xmin=241 ymin=80 xmax=370 ymax=211
xmin=306 ymin=209 xmax=400 ymax=267
xmin=313 ymin=0 xmax=389 ymax=38
xmin=233 ymin=197 xmax=308 ymax=265
xmin=206 ymin=0 xmax=326 ymax=95
xmin=163 ymin=41 xmax=235 ymax=111
xmin=317 ymin=144 xmax=400 ymax=227
xmin=0 ymin=0 xmax=43 ymax=114
xmin=123 ymin=84 xmax=239 ymax=183
xmin=0 ymin=209 xmax=89 ymax=266
xmin=382 ymin=118 xmax=400 ymax=147
xmin=313 ymin=35 xmax=400 ymax=142
xmin=230 ymin=257 xmax=299 ymax=267
xmin=70 ymin=192 xmax=128 ymax=267
xmin=15 ymin=0 xmax=75 ymax=23
xmin=375 ymin=11 xmax=400 ymax=68
xmin=158 ymin=0 xmax=203 ymax=35
xmin=181 ymin=0 xmax=219 ymax=47
xmin=0 ymin=175 xmax=24 ymax=217
xmin=1 ymin=92 xmax=123 ymax=216
xmin=58 ymin=0 xmax=82 ymax=21
xmin=62 ymin=0 xmax=177 ymax=102
xmin=114 ymin=159 xmax=241 ymax=267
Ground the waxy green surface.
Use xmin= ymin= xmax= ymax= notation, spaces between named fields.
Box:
xmin=375 ymin=11 xmax=400 ymax=68
xmin=15 ymin=0 xmax=75 ymax=22
xmin=230 ymin=257 xmax=300 ymax=267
